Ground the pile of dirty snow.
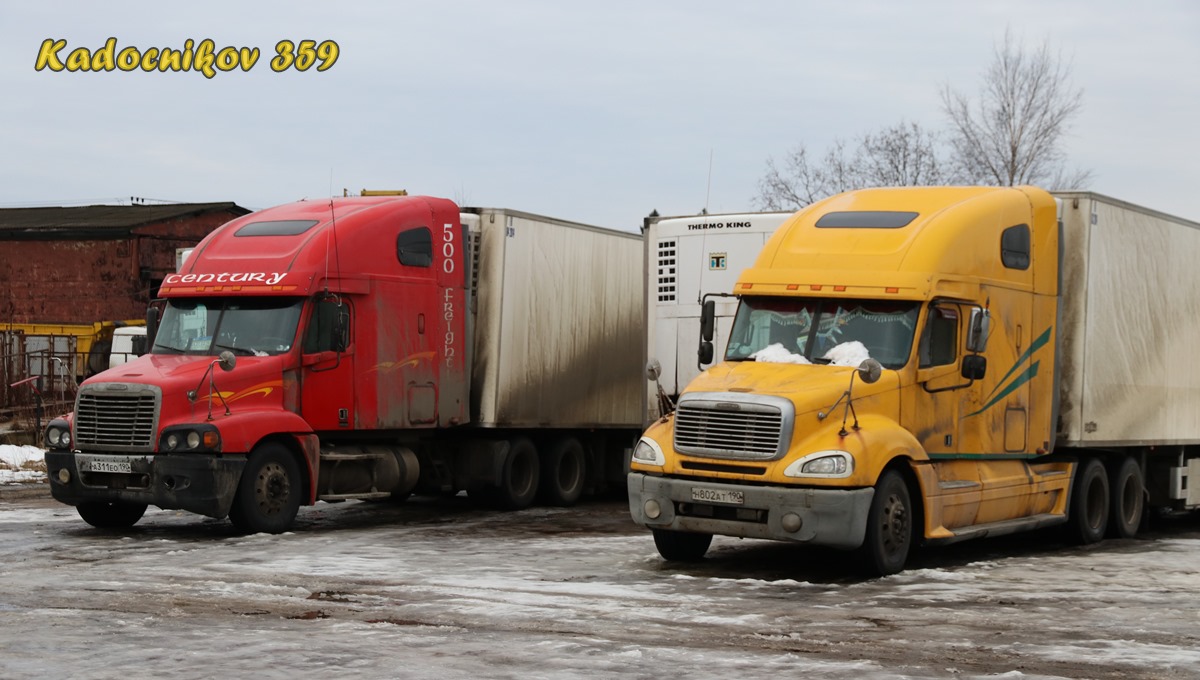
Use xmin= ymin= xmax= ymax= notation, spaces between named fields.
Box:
xmin=0 ymin=445 xmax=46 ymax=485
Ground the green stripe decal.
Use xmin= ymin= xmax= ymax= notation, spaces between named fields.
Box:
xmin=982 ymin=327 xmax=1052 ymax=403
xmin=965 ymin=326 xmax=1052 ymax=418
xmin=968 ymin=362 xmax=1039 ymax=417
xmin=927 ymin=452 xmax=1040 ymax=460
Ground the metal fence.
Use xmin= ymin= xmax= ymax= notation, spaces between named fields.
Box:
xmin=1 ymin=343 xmax=82 ymax=446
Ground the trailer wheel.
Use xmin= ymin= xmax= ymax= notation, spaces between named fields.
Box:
xmin=1108 ymin=456 xmax=1144 ymax=539
xmin=488 ymin=437 xmax=540 ymax=511
xmin=539 ymin=436 xmax=586 ymax=507
xmin=652 ymin=528 xmax=712 ymax=562
xmin=229 ymin=443 xmax=302 ymax=534
xmin=857 ymin=470 xmax=913 ymax=577
xmin=77 ymin=501 xmax=147 ymax=529
xmin=1068 ymin=458 xmax=1109 ymax=544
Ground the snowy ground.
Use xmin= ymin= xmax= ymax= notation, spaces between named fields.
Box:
xmin=0 ymin=443 xmax=45 ymax=484
xmin=1 ymin=484 xmax=1198 ymax=680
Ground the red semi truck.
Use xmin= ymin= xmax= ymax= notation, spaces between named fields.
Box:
xmin=44 ymin=195 xmax=644 ymax=533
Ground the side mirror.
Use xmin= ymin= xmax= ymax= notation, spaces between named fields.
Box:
xmin=962 ymin=354 xmax=987 ymax=380
xmin=966 ymin=307 xmax=990 ymax=353
xmin=646 ymin=358 xmax=662 ymax=382
xmin=700 ymin=299 xmax=715 ymax=342
xmin=698 ymin=341 xmax=714 ymax=366
xmin=145 ymin=306 xmax=160 ymax=350
xmin=217 ymin=350 xmax=237 ymax=372
xmin=857 ymin=358 xmax=883 ymax=384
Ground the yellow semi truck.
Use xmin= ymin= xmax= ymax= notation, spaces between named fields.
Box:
xmin=630 ymin=186 xmax=1200 ymax=575
xmin=1 ymin=320 xmax=145 ymax=383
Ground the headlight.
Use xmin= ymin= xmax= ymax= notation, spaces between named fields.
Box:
xmin=783 ymin=450 xmax=854 ymax=478
xmin=159 ymin=425 xmax=221 ymax=453
xmin=44 ymin=419 xmax=72 ymax=450
xmin=631 ymin=437 xmax=666 ymax=467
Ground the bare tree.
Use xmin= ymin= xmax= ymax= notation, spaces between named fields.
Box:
xmin=754 ymin=121 xmax=946 ymax=211
xmin=941 ymin=29 xmax=1092 ymax=189
xmin=856 ymin=121 xmax=946 ymax=188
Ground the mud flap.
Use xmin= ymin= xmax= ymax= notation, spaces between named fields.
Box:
xmin=454 ymin=439 xmax=510 ymax=489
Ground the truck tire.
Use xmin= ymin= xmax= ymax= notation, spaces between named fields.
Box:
xmin=652 ymin=528 xmax=712 ymax=562
xmin=86 ymin=340 xmax=112 ymax=377
xmin=77 ymin=500 xmax=147 ymax=529
xmin=539 ymin=436 xmax=586 ymax=507
xmin=482 ymin=437 xmax=540 ymax=511
xmin=1068 ymin=458 xmax=1109 ymax=544
xmin=229 ymin=443 xmax=302 ymax=534
xmin=857 ymin=470 xmax=913 ymax=577
xmin=1107 ymin=456 xmax=1144 ymax=539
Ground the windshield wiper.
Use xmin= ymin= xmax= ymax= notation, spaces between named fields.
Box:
xmin=153 ymin=344 xmax=187 ymax=354
xmin=214 ymin=343 xmax=255 ymax=356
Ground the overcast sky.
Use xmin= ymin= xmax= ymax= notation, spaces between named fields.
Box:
xmin=2 ymin=1 xmax=1197 ymax=231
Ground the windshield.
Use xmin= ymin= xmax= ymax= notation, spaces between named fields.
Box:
xmin=152 ymin=298 xmax=304 ymax=357
xmin=724 ymin=297 xmax=920 ymax=369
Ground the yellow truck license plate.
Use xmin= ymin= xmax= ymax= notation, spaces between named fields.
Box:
xmin=691 ymin=487 xmax=744 ymax=505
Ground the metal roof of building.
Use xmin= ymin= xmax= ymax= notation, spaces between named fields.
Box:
xmin=0 ymin=202 xmax=250 ymax=238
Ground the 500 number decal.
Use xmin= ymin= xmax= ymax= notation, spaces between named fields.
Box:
xmin=35 ymin=38 xmax=339 ymax=78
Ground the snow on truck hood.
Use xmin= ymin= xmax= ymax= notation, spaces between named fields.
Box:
xmin=751 ymin=340 xmax=871 ymax=367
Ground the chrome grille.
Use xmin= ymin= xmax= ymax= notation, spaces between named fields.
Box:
xmin=75 ymin=385 xmax=160 ymax=451
xmin=674 ymin=393 xmax=793 ymax=460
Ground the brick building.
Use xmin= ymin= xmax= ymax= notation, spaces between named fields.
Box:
xmin=0 ymin=202 xmax=250 ymax=324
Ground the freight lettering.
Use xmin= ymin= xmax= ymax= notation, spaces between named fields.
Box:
xmin=443 ymin=288 xmax=455 ymax=369
xmin=163 ymin=272 xmax=287 ymax=286
xmin=686 ymin=221 xmax=753 ymax=231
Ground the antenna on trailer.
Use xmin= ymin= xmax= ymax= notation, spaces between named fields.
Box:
xmin=704 ymin=148 xmax=714 ymax=215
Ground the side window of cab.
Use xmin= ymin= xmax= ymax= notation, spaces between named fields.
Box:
xmin=397 ymin=227 xmax=433 ymax=268
xmin=304 ymin=298 xmax=349 ymax=353
xmin=919 ymin=304 xmax=958 ymax=368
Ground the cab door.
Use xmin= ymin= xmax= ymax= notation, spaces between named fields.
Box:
xmin=909 ymin=302 xmax=964 ymax=455
xmin=906 ymin=301 xmax=981 ymax=530
xmin=299 ymin=297 xmax=356 ymax=430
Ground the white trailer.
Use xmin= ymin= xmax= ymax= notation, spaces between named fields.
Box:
xmin=463 ymin=208 xmax=644 ymax=429
xmin=1055 ymin=192 xmax=1200 ymax=510
xmin=642 ymin=211 xmax=793 ymax=421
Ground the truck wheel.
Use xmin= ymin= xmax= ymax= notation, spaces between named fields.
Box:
xmin=1107 ymin=456 xmax=1143 ymax=539
xmin=86 ymin=340 xmax=112 ymax=376
xmin=490 ymin=437 xmax=540 ymax=511
xmin=229 ymin=444 xmax=302 ymax=534
xmin=539 ymin=436 xmax=586 ymax=507
xmin=857 ymin=470 xmax=913 ymax=577
xmin=77 ymin=501 xmax=147 ymax=528
xmin=1068 ymin=458 xmax=1109 ymax=544
xmin=652 ymin=528 xmax=712 ymax=562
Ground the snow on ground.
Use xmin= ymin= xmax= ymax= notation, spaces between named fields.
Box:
xmin=0 ymin=444 xmax=46 ymax=484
